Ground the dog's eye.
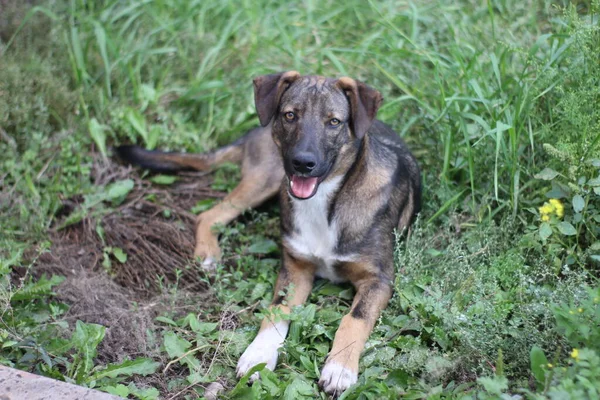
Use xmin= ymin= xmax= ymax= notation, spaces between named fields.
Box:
xmin=329 ymin=118 xmax=341 ymax=126
xmin=284 ymin=112 xmax=296 ymax=121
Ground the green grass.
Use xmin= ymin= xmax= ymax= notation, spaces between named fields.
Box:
xmin=1 ymin=0 xmax=600 ymax=398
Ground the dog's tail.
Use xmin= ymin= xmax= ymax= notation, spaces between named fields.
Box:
xmin=114 ymin=141 xmax=244 ymax=173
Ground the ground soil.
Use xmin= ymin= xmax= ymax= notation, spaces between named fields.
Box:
xmin=30 ymin=156 xmax=227 ymax=392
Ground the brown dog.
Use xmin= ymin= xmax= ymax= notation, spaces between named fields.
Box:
xmin=116 ymin=72 xmax=421 ymax=396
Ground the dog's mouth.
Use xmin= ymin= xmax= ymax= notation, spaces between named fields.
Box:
xmin=288 ymin=175 xmax=320 ymax=200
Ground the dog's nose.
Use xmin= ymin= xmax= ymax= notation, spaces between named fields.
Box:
xmin=292 ymin=152 xmax=317 ymax=174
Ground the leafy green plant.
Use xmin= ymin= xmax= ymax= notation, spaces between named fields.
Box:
xmin=0 ymin=248 xmax=159 ymax=395
xmin=101 ymin=246 xmax=128 ymax=274
xmin=3 ymin=0 xmax=600 ymax=398
xmin=546 ymin=348 xmax=600 ymax=399
xmin=58 ymin=179 xmax=134 ymax=229
xmin=553 ymin=287 xmax=600 ymax=351
xmin=102 ymin=382 xmax=160 ymax=400
xmin=530 ymin=165 xmax=600 ymax=270
xmin=211 ymin=163 xmax=242 ymax=192
xmin=523 ymin=2 xmax=600 ymax=271
xmin=530 ymin=345 xmax=550 ymax=390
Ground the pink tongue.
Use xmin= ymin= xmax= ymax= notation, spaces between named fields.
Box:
xmin=290 ymin=176 xmax=318 ymax=198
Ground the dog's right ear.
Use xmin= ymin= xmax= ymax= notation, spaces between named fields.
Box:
xmin=253 ymin=71 xmax=300 ymax=126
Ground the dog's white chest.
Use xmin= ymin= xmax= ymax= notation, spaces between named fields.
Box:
xmin=285 ymin=177 xmax=348 ymax=283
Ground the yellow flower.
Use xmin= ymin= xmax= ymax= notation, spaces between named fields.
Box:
xmin=571 ymin=348 xmax=579 ymax=359
xmin=538 ymin=199 xmax=566 ymax=220
xmin=547 ymin=363 xmax=553 ymax=368
xmin=550 ymin=199 xmax=565 ymax=217
xmin=539 ymin=203 xmax=555 ymax=215
xmin=578 ymin=308 xmax=584 ymax=313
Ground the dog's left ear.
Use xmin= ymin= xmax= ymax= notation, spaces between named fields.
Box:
xmin=253 ymin=71 xmax=301 ymax=127
xmin=337 ymin=77 xmax=383 ymax=138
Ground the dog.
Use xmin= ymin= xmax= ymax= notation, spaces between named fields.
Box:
xmin=116 ymin=71 xmax=421 ymax=396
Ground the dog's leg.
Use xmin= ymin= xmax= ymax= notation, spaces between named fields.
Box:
xmin=236 ymin=252 xmax=315 ymax=380
xmin=194 ymin=173 xmax=280 ymax=268
xmin=319 ymin=274 xmax=392 ymax=396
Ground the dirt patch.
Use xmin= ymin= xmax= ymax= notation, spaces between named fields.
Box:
xmin=45 ymin=156 xmax=225 ymax=294
xmin=34 ymin=155 xmax=224 ymax=368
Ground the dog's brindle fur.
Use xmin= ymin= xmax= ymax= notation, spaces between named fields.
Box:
xmin=116 ymin=72 xmax=421 ymax=396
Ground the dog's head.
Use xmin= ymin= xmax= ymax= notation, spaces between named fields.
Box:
xmin=253 ymin=71 xmax=383 ymax=200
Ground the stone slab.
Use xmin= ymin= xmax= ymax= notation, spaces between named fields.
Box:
xmin=0 ymin=365 xmax=122 ymax=400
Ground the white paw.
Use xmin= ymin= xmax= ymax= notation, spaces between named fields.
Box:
xmin=318 ymin=361 xmax=358 ymax=396
xmin=236 ymin=322 xmax=289 ymax=381
xmin=201 ymin=257 xmax=217 ymax=271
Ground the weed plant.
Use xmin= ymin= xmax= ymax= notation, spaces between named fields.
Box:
xmin=1 ymin=0 xmax=599 ymax=398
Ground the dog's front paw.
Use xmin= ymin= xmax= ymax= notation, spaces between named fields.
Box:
xmin=193 ymin=241 xmax=221 ymax=271
xmin=198 ymin=256 xmax=217 ymax=271
xmin=236 ymin=323 xmax=288 ymax=381
xmin=318 ymin=361 xmax=358 ymax=396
